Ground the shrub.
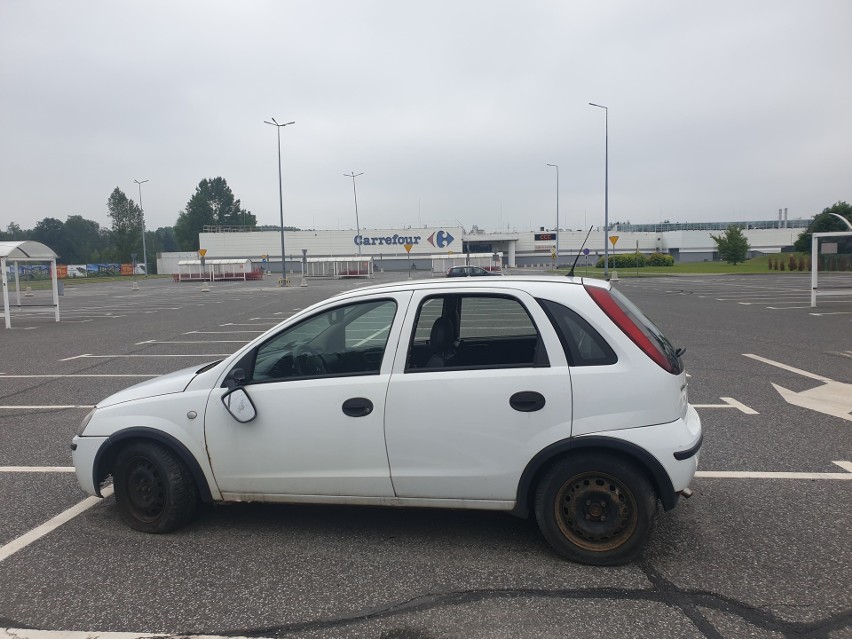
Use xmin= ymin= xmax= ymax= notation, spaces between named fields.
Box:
xmin=788 ymin=255 xmax=798 ymax=271
xmin=647 ymin=252 xmax=675 ymax=267
xmin=595 ymin=252 xmax=671 ymax=268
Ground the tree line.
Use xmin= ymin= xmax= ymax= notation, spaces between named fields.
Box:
xmin=2 ymin=182 xmax=849 ymax=271
xmin=0 ymin=177 xmax=258 ymax=274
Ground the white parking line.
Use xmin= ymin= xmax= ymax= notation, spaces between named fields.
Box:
xmin=0 ymin=629 xmax=265 ymax=639
xmin=0 ymin=467 xmax=75 ymax=472
xmin=59 ymin=354 xmax=231 ymax=361
xmin=743 ymin=353 xmax=831 ymax=382
xmin=697 ymin=468 xmax=851 ymax=480
xmin=135 ymin=340 xmax=249 ymax=345
xmin=186 ymin=330 xmax=266 ymax=334
xmin=692 ymin=397 xmax=758 ymax=415
xmin=0 ymin=485 xmax=114 ymax=563
xmin=0 ymin=374 xmax=156 ymax=378
xmin=0 ymin=405 xmax=94 ymax=410
xmin=221 ymin=322 xmax=277 ymax=326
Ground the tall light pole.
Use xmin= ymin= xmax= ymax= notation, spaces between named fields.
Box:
xmin=546 ymin=164 xmax=559 ymax=268
xmin=264 ymin=117 xmax=295 ymax=284
xmin=343 ymin=171 xmax=364 ymax=255
xmin=589 ymin=102 xmax=609 ymax=278
xmin=133 ymin=179 xmax=149 ymax=277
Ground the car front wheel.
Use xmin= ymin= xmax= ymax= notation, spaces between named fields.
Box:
xmin=113 ymin=441 xmax=198 ymax=533
xmin=534 ymin=453 xmax=656 ymax=565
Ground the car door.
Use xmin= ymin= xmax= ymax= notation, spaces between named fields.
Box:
xmin=204 ymin=293 xmax=410 ymax=498
xmin=384 ymin=288 xmax=573 ymax=501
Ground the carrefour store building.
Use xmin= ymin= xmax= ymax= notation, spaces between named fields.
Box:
xmin=157 ymin=223 xmax=804 ymax=276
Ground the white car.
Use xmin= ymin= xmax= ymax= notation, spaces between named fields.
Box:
xmin=72 ymin=276 xmax=701 ymax=565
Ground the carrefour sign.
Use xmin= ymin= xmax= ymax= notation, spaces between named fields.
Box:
xmin=354 ymin=229 xmax=456 ymax=249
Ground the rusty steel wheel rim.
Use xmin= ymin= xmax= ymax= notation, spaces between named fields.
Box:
xmin=125 ymin=457 xmax=166 ymax=522
xmin=554 ymin=471 xmax=639 ymax=552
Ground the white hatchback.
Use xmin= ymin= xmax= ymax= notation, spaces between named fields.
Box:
xmin=72 ymin=276 xmax=701 ymax=565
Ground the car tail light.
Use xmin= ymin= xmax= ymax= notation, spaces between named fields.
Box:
xmin=584 ymin=284 xmax=681 ymax=374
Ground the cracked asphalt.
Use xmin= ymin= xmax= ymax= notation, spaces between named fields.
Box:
xmin=0 ymin=272 xmax=850 ymax=638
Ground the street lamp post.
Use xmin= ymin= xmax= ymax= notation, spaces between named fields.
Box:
xmin=546 ymin=164 xmax=559 ymax=268
xmin=264 ymin=117 xmax=295 ymax=284
xmin=589 ymin=103 xmax=609 ymax=278
xmin=343 ymin=171 xmax=364 ymax=255
xmin=133 ymin=179 xmax=149 ymax=277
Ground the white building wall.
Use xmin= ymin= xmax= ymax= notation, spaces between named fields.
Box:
xmin=155 ymin=226 xmax=804 ymax=273
xmin=199 ymin=227 xmax=465 ymax=260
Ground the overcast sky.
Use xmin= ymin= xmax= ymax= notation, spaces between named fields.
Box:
xmin=2 ymin=1 xmax=850 ymax=235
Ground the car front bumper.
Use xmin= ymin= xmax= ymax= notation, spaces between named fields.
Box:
xmin=71 ymin=435 xmax=109 ymax=497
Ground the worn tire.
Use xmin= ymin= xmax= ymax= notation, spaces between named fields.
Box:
xmin=534 ymin=453 xmax=657 ymax=565
xmin=113 ymin=441 xmax=198 ymax=533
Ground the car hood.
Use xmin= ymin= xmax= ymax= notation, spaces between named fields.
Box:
xmin=97 ymin=365 xmax=201 ymax=408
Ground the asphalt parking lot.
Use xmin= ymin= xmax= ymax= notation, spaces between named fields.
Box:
xmin=1 ymin=271 xmax=850 ymax=639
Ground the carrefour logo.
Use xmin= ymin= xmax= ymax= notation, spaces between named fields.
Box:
xmin=427 ymin=230 xmax=455 ymax=248
xmin=353 ymin=229 xmax=456 ymax=249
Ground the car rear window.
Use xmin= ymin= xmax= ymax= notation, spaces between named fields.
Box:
xmin=537 ymin=299 xmax=617 ymax=366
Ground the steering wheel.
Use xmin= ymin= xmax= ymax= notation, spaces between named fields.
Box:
xmin=292 ymin=343 xmax=327 ymax=376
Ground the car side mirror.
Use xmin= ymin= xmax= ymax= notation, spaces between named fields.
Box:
xmin=221 ymin=387 xmax=257 ymax=423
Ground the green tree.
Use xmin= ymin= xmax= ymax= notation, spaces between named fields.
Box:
xmin=174 ymin=177 xmax=255 ymax=250
xmin=1 ymin=222 xmax=28 ymax=241
xmin=107 ymin=187 xmax=144 ymax=262
xmin=711 ymin=225 xmax=750 ymax=265
xmin=63 ymin=215 xmax=105 ymax=263
xmin=793 ymin=201 xmax=852 ymax=252
xmin=31 ymin=217 xmax=67 ymax=257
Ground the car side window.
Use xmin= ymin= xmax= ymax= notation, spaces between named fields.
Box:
xmin=406 ymin=294 xmax=547 ymax=371
xmin=251 ymin=299 xmax=397 ymax=382
xmin=537 ymin=298 xmax=617 ymax=366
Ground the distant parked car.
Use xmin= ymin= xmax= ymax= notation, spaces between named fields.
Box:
xmin=72 ymin=275 xmax=700 ymax=565
xmin=446 ymin=265 xmax=501 ymax=277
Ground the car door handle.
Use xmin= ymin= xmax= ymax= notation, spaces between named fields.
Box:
xmin=342 ymin=397 xmax=374 ymax=417
xmin=510 ymin=391 xmax=546 ymax=412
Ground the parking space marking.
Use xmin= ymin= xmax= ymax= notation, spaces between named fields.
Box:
xmin=0 ymin=405 xmax=94 ymax=409
xmin=692 ymin=397 xmax=758 ymax=414
xmin=0 ymin=374 xmax=156 ymax=378
xmin=221 ymin=322 xmax=278 ymax=327
xmin=135 ymin=340 xmax=250 ymax=345
xmin=59 ymin=354 xmax=232 ymax=360
xmin=0 ymin=485 xmax=114 ymax=564
xmin=0 ymin=467 xmax=74 ymax=472
xmin=743 ymin=354 xmax=831 ymax=382
xmin=696 ymin=462 xmax=852 ymax=480
xmin=0 ymin=629 xmax=264 ymax=639
xmin=186 ymin=330 xmax=267 ymax=334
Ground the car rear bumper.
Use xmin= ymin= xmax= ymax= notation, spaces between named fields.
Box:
xmin=602 ymin=404 xmax=702 ymax=494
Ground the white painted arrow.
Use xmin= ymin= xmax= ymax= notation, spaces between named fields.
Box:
xmin=744 ymin=353 xmax=852 ymax=423
xmin=771 ymin=381 xmax=852 ymax=422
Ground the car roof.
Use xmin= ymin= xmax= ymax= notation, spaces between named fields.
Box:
xmin=332 ymin=275 xmax=610 ymax=301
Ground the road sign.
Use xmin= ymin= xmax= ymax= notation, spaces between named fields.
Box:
xmin=198 ymin=249 xmax=208 ymax=258
xmin=609 ymin=236 xmax=619 ymax=247
xmin=404 ymin=244 xmax=413 ymax=253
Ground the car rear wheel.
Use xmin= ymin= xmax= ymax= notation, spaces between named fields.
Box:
xmin=534 ymin=453 xmax=656 ymax=565
xmin=113 ymin=441 xmax=198 ymax=533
